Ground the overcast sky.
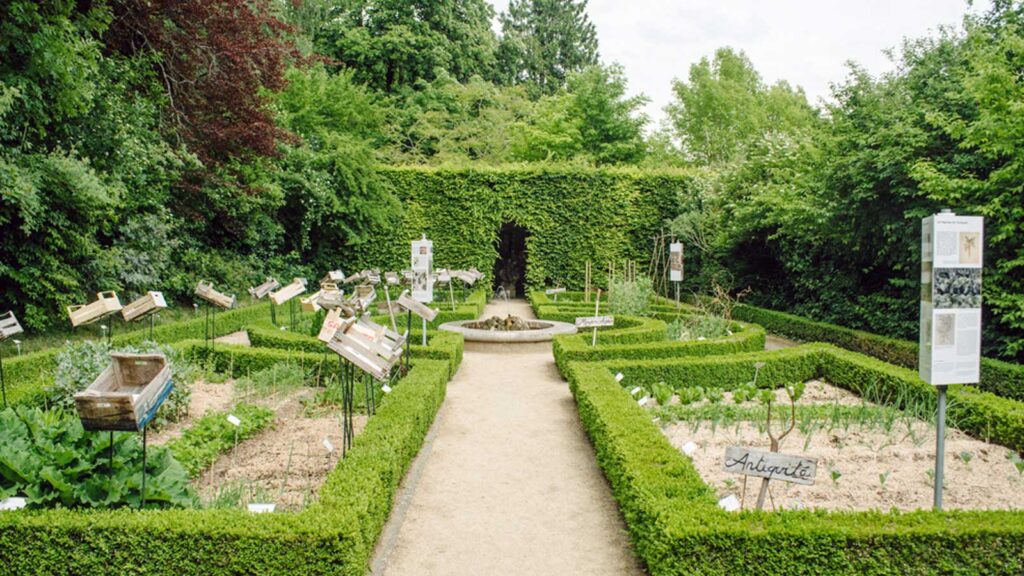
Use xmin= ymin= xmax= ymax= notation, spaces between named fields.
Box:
xmin=490 ymin=0 xmax=991 ymax=128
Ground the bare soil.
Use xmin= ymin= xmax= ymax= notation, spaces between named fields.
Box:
xmin=661 ymin=380 xmax=1024 ymax=512
xmin=153 ymin=375 xmax=366 ymax=511
xmin=196 ymin=389 xmax=367 ymax=511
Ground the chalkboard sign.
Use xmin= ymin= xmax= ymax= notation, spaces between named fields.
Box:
xmin=722 ymin=446 xmax=817 ymax=485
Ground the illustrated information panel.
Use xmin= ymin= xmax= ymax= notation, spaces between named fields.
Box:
xmin=920 ymin=212 xmax=983 ymax=385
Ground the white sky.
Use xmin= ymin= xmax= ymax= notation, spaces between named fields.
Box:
xmin=489 ymin=0 xmax=991 ymax=127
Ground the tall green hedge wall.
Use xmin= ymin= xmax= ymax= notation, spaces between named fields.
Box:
xmin=347 ymin=165 xmax=694 ymax=289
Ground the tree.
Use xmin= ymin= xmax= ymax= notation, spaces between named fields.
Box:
xmin=316 ymin=0 xmax=498 ymax=93
xmin=564 ymin=64 xmax=648 ymax=165
xmin=497 ymin=0 xmax=599 ymax=96
xmin=666 ymin=47 xmax=816 ymax=165
xmin=106 ymin=0 xmax=298 ymax=164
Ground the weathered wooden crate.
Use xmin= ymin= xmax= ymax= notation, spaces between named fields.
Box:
xmin=397 ymin=291 xmax=438 ymax=322
xmin=74 ymin=353 xmax=173 ymax=431
xmin=0 ymin=311 xmax=23 ymax=341
xmin=401 ymin=270 xmax=415 ymax=284
xmin=317 ymin=308 xmax=353 ymax=343
xmin=342 ymin=272 xmax=362 ymax=285
xmin=435 ymin=269 xmax=451 ymax=284
xmin=121 ymin=291 xmax=168 ymax=322
xmin=68 ymin=291 xmax=123 ymax=327
xmin=385 ymin=272 xmax=400 ymax=285
xmin=248 ymin=278 xmax=280 ymax=300
xmin=454 ymin=270 xmax=478 ymax=285
xmin=467 ymin=267 xmax=485 ymax=281
xmin=269 ymin=278 xmax=307 ymax=306
xmin=195 ymin=281 xmax=236 ymax=309
xmin=326 ymin=317 xmax=405 ymax=381
xmin=301 ymin=289 xmax=323 ymax=313
xmin=317 ymin=283 xmax=345 ymax=310
xmin=322 ymin=270 xmax=345 ymax=284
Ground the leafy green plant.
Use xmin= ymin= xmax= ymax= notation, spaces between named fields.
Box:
xmin=705 ymin=387 xmax=724 ymax=404
xmin=879 ymin=470 xmax=891 ymax=489
xmin=958 ymin=451 xmax=973 ymax=466
xmin=0 ymin=407 xmax=193 ymax=509
xmin=49 ymin=340 xmax=195 ymax=428
xmin=166 ymin=404 xmax=274 ymax=477
xmin=678 ymin=386 xmax=705 ymax=405
xmin=651 ymin=381 xmax=674 ymax=406
xmin=608 ymin=276 xmax=654 ymax=317
xmin=830 ymin=468 xmax=842 ymax=486
xmin=667 ymin=314 xmax=732 ymax=341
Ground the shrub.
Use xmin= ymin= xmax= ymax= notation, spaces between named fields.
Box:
xmin=0 ymin=407 xmax=193 ymax=509
xmin=608 ymin=276 xmax=654 ymax=317
xmin=166 ymin=404 xmax=275 ymax=478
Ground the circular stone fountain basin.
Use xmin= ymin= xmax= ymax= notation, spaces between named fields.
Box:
xmin=438 ymin=318 xmax=578 ymax=343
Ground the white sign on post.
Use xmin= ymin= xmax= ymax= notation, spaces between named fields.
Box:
xmin=919 ymin=211 xmax=984 ymax=386
xmin=670 ymin=242 xmax=684 ymax=282
xmin=411 ymin=235 xmax=434 ymax=303
xmin=722 ymin=446 xmax=817 ymax=486
xmin=575 ymin=316 xmax=614 ymax=328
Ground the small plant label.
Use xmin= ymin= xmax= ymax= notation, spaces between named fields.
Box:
xmin=323 ymin=437 xmax=334 ymax=453
xmin=0 ymin=497 xmax=27 ymax=511
xmin=630 ymin=386 xmax=642 ymax=396
xmin=717 ymin=494 xmax=741 ymax=512
xmin=382 ymin=384 xmax=393 ymax=394
xmin=682 ymin=441 xmax=698 ymax=456
xmin=545 ymin=287 xmax=566 ymax=295
xmin=615 ymin=372 xmax=624 ymax=382
xmin=575 ymin=315 xmax=614 ymax=328
xmin=723 ymin=446 xmax=818 ymax=486
xmin=227 ymin=414 xmax=241 ymax=427
xmin=637 ymin=396 xmax=651 ymax=406
xmin=247 ymin=503 xmax=276 ymax=514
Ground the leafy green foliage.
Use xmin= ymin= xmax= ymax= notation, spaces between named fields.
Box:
xmin=166 ymin=404 xmax=274 ymax=477
xmin=608 ymin=276 xmax=654 ymax=317
xmin=49 ymin=341 xmax=194 ymax=428
xmin=0 ymin=407 xmax=193 ymax=509
xmin=497 ymin=0 xmax=598 ymax=96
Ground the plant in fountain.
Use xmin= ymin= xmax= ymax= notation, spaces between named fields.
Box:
xmin=754 ymin=380 xmax=806 ymax=510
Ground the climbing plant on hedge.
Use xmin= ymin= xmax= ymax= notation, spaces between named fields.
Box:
xmin=344 ymin=165 xmax=695 ymax=289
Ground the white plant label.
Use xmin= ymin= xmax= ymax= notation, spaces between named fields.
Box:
xmin=247 ymin=503 xmax=276 ymax=514
xmin=323 ymin=437 xmax=334 ymax=453
xmin=630 ymin=386 xmax=642 ymax=396
xmin=0 ymin=497 xmax=27 ymax=511
xmin=718 ymin=495 xmax=741 ymax=512
xmin=615 ymin=372 xmax=624 ymax=382
xmin=382 ymin=384 xmax=393 ymax=394
xmin=227 ymin=414 xmax=241 ymax=427
xmin=682 ymin=441 xmax=698 ymax=456
xmin=637 ymin=396 xmax=651 ymax=406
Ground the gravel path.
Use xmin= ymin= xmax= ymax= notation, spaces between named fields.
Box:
xmin=373 ymin=300 xmax=644 ymax=576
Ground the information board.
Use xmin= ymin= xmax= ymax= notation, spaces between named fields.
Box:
xmin=919 ymin=211 xmax=983 ymax=385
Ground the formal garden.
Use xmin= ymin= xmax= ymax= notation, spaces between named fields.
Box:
xmin=3 ymin=0 xmax=1024 ymax=574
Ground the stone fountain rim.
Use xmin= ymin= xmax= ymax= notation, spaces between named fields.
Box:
xmin=438 ymin=319 xmax=578 ymax=342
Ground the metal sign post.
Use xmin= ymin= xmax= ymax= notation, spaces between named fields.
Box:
xmin=919 ymin=210 xmax=984 ymax=510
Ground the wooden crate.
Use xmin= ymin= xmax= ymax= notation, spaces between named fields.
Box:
xmin=326 ymin=318 xmax=405 ymax=381
xmin=322 ymin=270 xmax=345 ymax=284
xmin=301 ymin=289 xmax=323 ymax=313
xmin=248 ymin=278 xmax=280 ymax=300
xmin=397 ymin=291 xmax=438 ymax=322
xmin=436 ymin=269 xmax=451 ymax=284
xmin=74 ymin=353 xmax=173 ymax=431
xmin=385 ymin=272 xmax=400 ymax=285
xmin=317 ymin=283 xmax=345 ymax=310
xmin=195 ymin=281 xmax=235 ymax=309
xmin=68 ymin=291 xmax=123 ymax=327
xmin=0 ymin=311 xmax=23 ymax=341
xmin=122 ymin=291 xmax=168 ymax=322
xmin=317 ymin=308 xmax=352 ymax=343
xmin=270 ymin=278 xmax=307 ymax=306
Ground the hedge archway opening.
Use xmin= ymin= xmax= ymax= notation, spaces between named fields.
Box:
xmin=494 ymin=222 xmax=529 ymax=297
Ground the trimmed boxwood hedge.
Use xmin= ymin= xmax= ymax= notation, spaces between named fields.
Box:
xmin=731 ymin=302 xmax=1024 ymax=402
xmin=567 ymin=360 xmax=1024 ymax=575
xmin=0 ymin=309 xmax=464 ymax=574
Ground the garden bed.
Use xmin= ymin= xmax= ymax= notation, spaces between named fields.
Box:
xmin=656 ymin=379 xmax=1024 ymax=512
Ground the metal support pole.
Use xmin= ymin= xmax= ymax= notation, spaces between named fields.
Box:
xmin=211 ymin=306 xmax=216 ymax=354
xmin=270 ymin=300 xmax=277 ymax=326
xmin=107 ymin=316 xmax=114 ymax=345
xmin=934 ymin=385 xmax=947 ymax=510
xmin=0 ymin=346 xmax=6 ymax=408
xmin=141 ymin=426 xmax=148 ymax=509
xmin=149 ymin=313 xmax=155 ymax=341
xmin=422 ymin=317 xmax=427 ymax=347
xmin=109 ymin=430 xmax=114 ymax=470
xmin=385 ymin=287 xmax=398 ymax=334
xmin=405 ymin=310 xmax=412 ymax=375
xmin=204 ymin=304 xmax=210 ymax=348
